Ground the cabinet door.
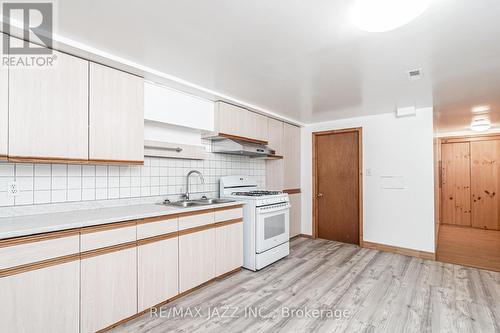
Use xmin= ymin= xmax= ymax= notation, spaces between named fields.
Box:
xmin=268 ymin=118 xmax=284 ymax=155
xmin=289 ymin=193 xmax=302 ymax=238
xmin=441 ymin=142 xmax=471 ymax=226
xmin=89 ymin=62 xmax=144 ymax=163
xmin=214 ymin=101 xmax=244 ymax=137
xmin=9 ymin=45 xmax=89 ymax=160
xmin=138 ymin=237 xmax=179 ymax=311
xmin=0 ymin=261 xmax=79 ymax=333
xmin=215 ymin=222 xmax=243 ymax=276
xmin=179 ymin=228 xmax=216 ymax=292
xmin=250 ymin=112 xmax=269 ymax=143
xmin=283 ymin=123 xmax=301 ymax=190
xmin=214 ymin=101 xmax=268 ymax=142
xmin=0 ymin=34 xmax=7 ymax=158
xmin=81 ymin=248 xmax=137 ymax=333
xmin=266 ymin=159 xmax=284 ymax=191
xmin=266 ymin=118 xmax=285 ymax=191
xmin=471 ymin=140 xmax=500 ymax=230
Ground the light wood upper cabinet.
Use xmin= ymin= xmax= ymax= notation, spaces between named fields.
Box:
xmin=267 ymin=118 xmax=284 ymax=155
xmin=80 ymin=247 xmax=137 ymax=333
xmin=179 ymin=228 xmax=216 ymax=293
xmin=9 ymin=46 xmax=89 ymax=161
xmin=138 ymin=237 xmax=179 ymax=312
xmin=266 ymin=118 xmax=285 ymax=191
xmin=89 ymin=63 xmax=144 ymax=163
xmin=248 ymin=112 xmax=268 ymax=143
xmin=283 ymin=123 xmax=301 ymax=190
xmin=215 ymin=222 xmax=243 ymax=276
xmin=0 ymin=261 xmax=80 ymax=333
xmin=214 ymin=101 xmax=268 ymax=143
xmin=0 ymin=34 xmax=7 ymax=158
xmin=214 ymin=101 xmax=243 ymax=137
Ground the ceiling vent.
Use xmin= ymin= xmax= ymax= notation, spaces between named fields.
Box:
xmin=407 ymin=68 xmax=422 ymax=81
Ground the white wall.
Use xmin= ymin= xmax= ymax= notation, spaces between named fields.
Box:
xmin=300 ymin=107 xmax=435 ymax=253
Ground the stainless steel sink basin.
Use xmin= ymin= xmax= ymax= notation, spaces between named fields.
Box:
xmin=164 ymin=201 xmax=205 ymax=208
xmin=161 ymin=198 xmax=235 ymax=208
xmin=191 ymin=198 xmax=235 ymax=205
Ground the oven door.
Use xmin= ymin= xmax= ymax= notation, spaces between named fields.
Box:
xmin=255 ymin=204 xmax=290 ymax=254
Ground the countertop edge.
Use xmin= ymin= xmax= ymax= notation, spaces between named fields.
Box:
xmin=0 ymin=201 xmax=246 ymax=240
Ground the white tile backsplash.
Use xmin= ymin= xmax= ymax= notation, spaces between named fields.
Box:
xmin=0 ymin=154 xmax=265 ymax=207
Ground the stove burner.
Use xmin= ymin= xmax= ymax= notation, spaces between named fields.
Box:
xmin=231 ymin=190 xmax=282 ymax=197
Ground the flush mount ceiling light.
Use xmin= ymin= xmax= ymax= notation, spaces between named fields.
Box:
xmin=470 ymin=118 xmax=491 ymax=132
xmin=351 ymin=0 xmax=431 ymax=32
xmin=471 ymin=105 xmax=491 ymax=113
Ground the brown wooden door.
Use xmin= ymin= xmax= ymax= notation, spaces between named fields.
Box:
xmin=441 ymin=142 xmax=471 ymax=226
xmin=315 ymin=130 xmax=360 ymax=244
xmin=471 ymin=140 xmax=500 ymax=230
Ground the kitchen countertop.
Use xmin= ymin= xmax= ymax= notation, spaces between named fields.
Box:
xmin=0 ymin=201 xmax=245 ymax=240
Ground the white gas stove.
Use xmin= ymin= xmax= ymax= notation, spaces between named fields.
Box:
xmin=220 ymin=176 xmax=290 ymax=271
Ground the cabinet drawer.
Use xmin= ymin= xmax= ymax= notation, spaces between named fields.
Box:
xmin=137 ymin=216 xmax=178 ymax=240
xmin=81 ymin=223 xmax=136 ymax=252
xmin=178 ymin=210 xmax=214 ymax=231
xmin=0 ymin=232 xmax=79 ymax=270
xmin=214 ymin=206 xmax=243 ymax=223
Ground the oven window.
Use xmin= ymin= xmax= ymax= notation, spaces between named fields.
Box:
xmin=264 ymin=213 xmax=286 ymax=239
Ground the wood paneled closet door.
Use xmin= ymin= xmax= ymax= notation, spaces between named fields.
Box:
xmin=315 ymin=130 xmax=360 ymax=245
xmin=441 ymin=142 xmax=471 ymax=226
xmin=471 ymin=140 xmax=500 ymax=230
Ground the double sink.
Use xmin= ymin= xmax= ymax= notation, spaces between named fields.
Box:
xmin=163 ymin=198 xmax=235 ymax=208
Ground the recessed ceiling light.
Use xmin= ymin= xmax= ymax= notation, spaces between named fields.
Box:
xmin=351 ymin=0 xmax=431 ymax=32
xmin=470 ymin=118 xmax=491 ymax=132
xmin=471 ymin=105 xmax=491 ymax=113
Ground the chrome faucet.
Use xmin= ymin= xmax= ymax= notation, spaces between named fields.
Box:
xmin=183 ymin=170 xmax=205 ymax=200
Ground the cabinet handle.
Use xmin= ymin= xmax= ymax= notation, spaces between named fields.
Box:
xmin=317 ymin=193 xmax=323 ymax=198
xmin=164 ymin=147 xmax=183 ymax=153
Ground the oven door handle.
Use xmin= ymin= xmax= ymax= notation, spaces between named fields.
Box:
xmin=257 ymin=204 xmax=291 ymax=214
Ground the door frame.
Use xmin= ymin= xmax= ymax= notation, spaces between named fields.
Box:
xmin=312 ymin=127 xmax=363 ymax=245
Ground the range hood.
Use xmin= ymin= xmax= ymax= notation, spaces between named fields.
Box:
xmin=211 ymin=138 xmax=273 ymax=157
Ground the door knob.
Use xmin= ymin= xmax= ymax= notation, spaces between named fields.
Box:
xmin=317 ymin=193 xmax=323 ymax=198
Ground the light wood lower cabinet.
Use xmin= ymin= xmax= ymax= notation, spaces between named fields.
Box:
xmin=80 ymin=247 xmax=137 ymax=333
xmin=0 ymin=261 xmax=80 ymax=333
xmin=215 ymin=222 xmax=243 ymax=276
xmin=0 ymin=205 xmax=244 ymax=332
xmin=138 ymin=237 xmax=179 ymax=311
xmin=289 ymin=193 xmax=301 ymax=238
xmin=179 ymin=228 xmax=216 ymax=293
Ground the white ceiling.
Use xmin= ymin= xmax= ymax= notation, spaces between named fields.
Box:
xmin=34 ymin=0 xmax=500 ymax=128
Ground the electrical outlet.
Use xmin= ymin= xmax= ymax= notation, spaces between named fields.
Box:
xmin=7 ymin=181 xmax=19 ymax=196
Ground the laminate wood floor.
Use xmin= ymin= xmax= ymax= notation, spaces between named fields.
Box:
xmin=437 ymin=224 xmax=500 ymax=272
xmin=113 ymin=237 xmax=500 ymax=333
